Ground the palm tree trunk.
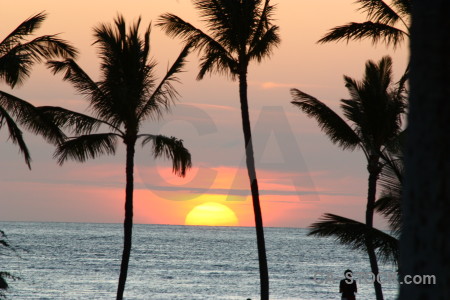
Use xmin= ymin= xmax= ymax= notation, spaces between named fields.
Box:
xmin=399 ymin=1 xmax=450 ymax=298
xmin=238 ymin=70 xmax=269 ymax=300
xmin=116 ymin=140 xmax=136 ymax=300
xmin=366 ymin=157 xmax=383 ymax=300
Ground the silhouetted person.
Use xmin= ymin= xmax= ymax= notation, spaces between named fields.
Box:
xmin=340 ymin=269 xmax=357 ymax=300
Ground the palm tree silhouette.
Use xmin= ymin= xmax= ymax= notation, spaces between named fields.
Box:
xmin=0 ymin=12 xmax=77 ymax=167
xmin=309 ymin=131 xmax=405 ymax=268
xmin=318 ymin=0 xmax=411 ymax=48
xmin=44 ymin=16 xmax=192 ymax=300
xmin=157 ymin=1 xmax=280 ymax=298
xmin=291 ymin=56 xmax=406 ymax=300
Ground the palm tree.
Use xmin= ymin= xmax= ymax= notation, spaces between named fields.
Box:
xmin=0 ymin=11 xmax=77 ymax=167
xmin=1 ymin=13 xmax=75 ymax=298
xmin=157 ymin=2 xmax=280 ymax=298
xmin=291 ymin=56 xmax=406 ymax=300
xmin=44 ymin=16 xmax=192 ymax=300
xmin=318 ymin=0 xmax=411 ymax=48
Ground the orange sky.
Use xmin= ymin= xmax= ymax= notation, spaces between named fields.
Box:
xmin=0 ymin=1 xmax=408 ymax=227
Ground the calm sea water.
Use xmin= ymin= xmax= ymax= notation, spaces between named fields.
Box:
xmin=0 ymin=222 xmax=399 ymax=299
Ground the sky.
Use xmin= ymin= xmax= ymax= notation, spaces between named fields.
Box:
xmin=0 ymin=1 xmax=408 ymax=228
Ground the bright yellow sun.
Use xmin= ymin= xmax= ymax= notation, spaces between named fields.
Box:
xmin=185 ymin=202 xmax=239 ymax=226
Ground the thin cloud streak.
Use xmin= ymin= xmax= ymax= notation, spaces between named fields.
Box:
xmin=2 ymin=177 xmax=359 ymax=197
xmin=248 ymin=80 xmax=333 ymax=90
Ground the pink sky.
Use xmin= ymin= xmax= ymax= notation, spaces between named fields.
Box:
xmin=0 ymin=1 xmax=408 ymax=227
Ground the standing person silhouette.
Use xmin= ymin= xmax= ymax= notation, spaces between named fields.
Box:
xmin=340 ymin=269 xmax=357 ymax=300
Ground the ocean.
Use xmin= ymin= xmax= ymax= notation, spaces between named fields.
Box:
xmin=0 ymin=222 xmax=399 ymax=299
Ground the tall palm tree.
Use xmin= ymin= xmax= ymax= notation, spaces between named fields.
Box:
xmin=44 ymin=16 xmax=192 ymax=300
xmin=0 ymin=12 xmax=77 ymax=167
xmin=291 ymin=56 xmax=406 ymax=300
xmin=318 ymin=0 xmax=411 ymax=48
xmin=157 ymin=1 xmax=280 ymax=298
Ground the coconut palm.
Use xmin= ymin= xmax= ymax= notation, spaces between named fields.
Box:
xmin=44 ymin=16 xmax=192 ymax=300
xmin=291 ymin=56 xmax=406 ymax=300
xmin=0 ymin=12 xmax=77 ymax=167
xmin=157 ymin=2 xmax=279 ymax=298
xmin=318 ymin=0 xmax=411 ymax=48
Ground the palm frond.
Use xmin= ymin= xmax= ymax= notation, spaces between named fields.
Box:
xmin=290 ymin=88 xmax=360 ymax=150
xmin=248 ymin=25 xmax=280 ymax=63
xmin=392 ymin=0 xmax=412 ymax=19
xmin=0 ymin=91 xmax=65 ymax=145
xmin=309 ymin=213 xmax=399 ymax=265
xmin=157 ymin=14 xmax=212 ymax=52
xmin=197 ymin=45 xmax=239 ymax=80
xmin=375 ymin=194 xmax=401 ymax=236
xmin=317 ymin=21 xmax=408 ymax=48
xmin=340 ymin=78 xmax=367 ymax=145
xmin=250 ymin=0 xmax=276 ymax=48
xmin=363 ymin=56 xmax=393 ymax=91
xmin=140 ymin=134 xmax=192 ymax=177
xmin=1 ymin=34 xmax=77 ymax=88
xmin=138 ymin=42 xmax=192 ymax=121
xmin=157 ymin=13 xmax=237 ymax=78
xmin=46 ymin=59 xmax=102 ymax=101
xmin=0 ymin=12 xmax=46 ymax=51
xmin=36 ymin=106 xmax=106 ymax=135
xmin=393 ymin=71 xmax=408 ymax=103
xmin=382 ymin=129 xmax=406 ymax=156
xmin=14 ymin=35 xmax=77 ymax=61
xmin=0 ymin=47 xmax=33 ymax=87
xmin=376 ymin=149 xmax=403 ymax=235
xmin=343 ymin=75 xmax=363 ymax=102
xmin=356 ymin=0 xmax=401 ymax=26
xmin=193 ymin=0 xmax=238 ymax=48
xmin=46 ymin=59 xmax=114 ymax=121
xmin=54 ymin=133 xmax=119 ymax=165
xmin=0 ymin=106 xmax=31 ymax=168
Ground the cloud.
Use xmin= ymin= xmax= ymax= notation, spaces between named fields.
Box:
xmin=260 ymin=81 xmax=295 ymax=89
xmin=248 ymin=80 xmax=333 ymax=90
xmin=184 ymin=102 xmax=237 ymax=111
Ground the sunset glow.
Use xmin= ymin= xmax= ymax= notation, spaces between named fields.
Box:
xmin=0 ymin=0 xmax=408 ymax=228
xmin=185 ymin=202 xmax=239 ymax=226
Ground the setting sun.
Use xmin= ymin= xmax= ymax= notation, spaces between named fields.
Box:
xmin=185 ymin=202 xmax=239 ymax=226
